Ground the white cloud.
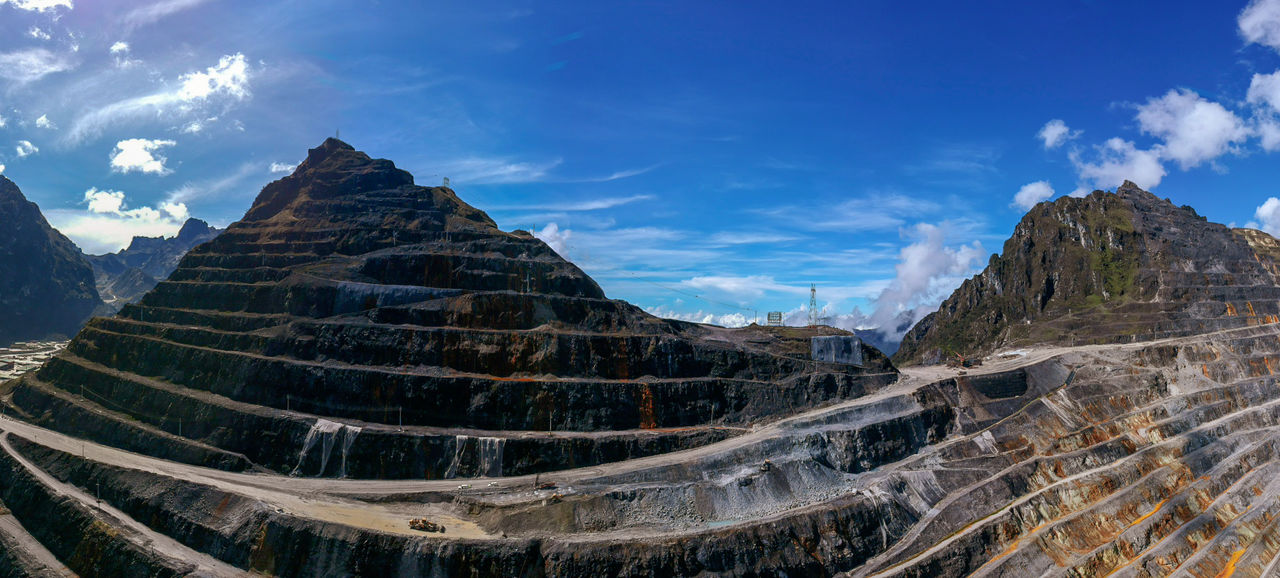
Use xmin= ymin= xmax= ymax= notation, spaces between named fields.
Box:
xmin=178 ymin=53 xmax=250 ymax=101
xmin=1249 ymin=70 xmax=1280 ymax=112
xmin=645 ymin=306 xmax=752 ymax=328
xmin=1259 ymin=119 xmax=1280 ymax=152
xmin=14 ymin=140 xmax=37 ymax=158
xmin=534 ymin=223 xmax=571 ymax=256
xmin=34 ymin=114 xmax=55 ymax=130
xmin=53 ymin=188 xmax=190 ymax=252
xmin=1136 ymin=89 xmax=1249 ymax=169
xmin=110 ymin=42 xmax=140 ymax=68
xmin=269 ymin=161 xmax=297 ymax=173
xmin=0 ymin=164 xmax=6 ymax=174
xmin=1012 ymin=180 xmax=1054 ymax=211
xmin=0 ymin=49 xmax=74 ymax=84
xmin=110 ymin=138 xmax=176 ymax=175
xmin=1068 ymin=187 xmax=1092 ymax=198
xmin=0 ymin=115 xmax=6 ymax=128
xmin=46 ymin=210 xmax=183 ymax=254
xmin=84 ymin=188 xmax=125 ymax=213
xmin=160 ymin=201 xmax=188 ymax=221
xmin=1240 ymin=0 xmax=1280 ymax=52
xmin=1037 ymin=119 xmax=1080 ymax=149
xmin=27 ymin=27 xmax=50 ymax=41
xmin=0 ymin=0 xmax=72 ymax=12
xmin=870 ymin=222 xmax=984 ymax=336
xmin=1070 ymin=137 xmax=1166 ymax=191
xmin=66 ymin=53 xmax=250 ymax=143
xmin=1253 ymin=197 xmax=1280 ymax=236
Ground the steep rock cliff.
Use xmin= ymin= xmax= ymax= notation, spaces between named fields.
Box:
xmin=0 ymin=177 xmax=102 ymax=346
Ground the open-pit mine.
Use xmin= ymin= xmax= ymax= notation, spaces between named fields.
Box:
xmin=0 ymin=140 xmax=1278 ymax=577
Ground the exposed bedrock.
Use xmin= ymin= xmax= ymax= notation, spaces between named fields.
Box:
xmin=8 ymin=362 xmax=736 ymax=479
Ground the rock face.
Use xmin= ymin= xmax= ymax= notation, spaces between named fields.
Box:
xmin=10 ymin=138 xmax=894 ymax=481
xmin=896 ymin=181 xmax=1280 ymax=364
xmin=0 ymin=177 xmax=102 ymax=346
xmin=86 ymin=218 xmax=221 ymax=310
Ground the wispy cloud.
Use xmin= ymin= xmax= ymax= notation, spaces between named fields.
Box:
xmin=759 ymin=193 xmax=941 ymax=233
xmin=0 ymin=48 xmax=74 ymax=84
xmin=904 ymin=143 xmax=1002 ymax=176
xmin=706 ymin=231 xmax=800 ymax=246
xmin=437 ymin=156 xmax=562 ymax=184
xmin=559 ymin=164 xmax=660 ymax=183
xmin=164 ymin=161 xmax=263 ymax=204
xmin=490 ymin=194 xmax=653 ymax=212
xmin=65 ymin=53 xmax=250 ymax=144
xmin=122 ymin=0 xmax=211 ymax=30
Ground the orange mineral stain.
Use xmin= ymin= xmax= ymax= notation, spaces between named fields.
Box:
xmin=1215 ymin=548 xmax=1245 ymax=578
xmin=638 ymin=384 xmax=657 ymax=429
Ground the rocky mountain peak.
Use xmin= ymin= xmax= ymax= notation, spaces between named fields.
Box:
xmin=175 ymin=218 xmax=214 ymax=242
xmin=895 ymin=182 xmax=1280 ymax=364
xmin=239 ymin=138 xmax=500 ymax=234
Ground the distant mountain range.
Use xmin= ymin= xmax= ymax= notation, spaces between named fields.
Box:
xmin=85 ymin=218 xmax=221 ymax=311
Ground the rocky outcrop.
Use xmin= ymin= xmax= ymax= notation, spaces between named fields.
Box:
xmin=0 ymin=177 xmax=102 ymax=346
xmin=896 ymin=181 xmax=1280 ymax=364
xmin=86 ymin=218 xmax=221 ymax=310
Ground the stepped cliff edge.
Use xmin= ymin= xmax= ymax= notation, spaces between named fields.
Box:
xmin=0 ymin=141 xmax=1279 ymax=576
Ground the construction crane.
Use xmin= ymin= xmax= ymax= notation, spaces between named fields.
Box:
xmin=944 ymin=349 xmax=983 ymax=369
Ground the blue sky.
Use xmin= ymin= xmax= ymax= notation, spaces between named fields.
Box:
xmin=4 ymin=1 xmax=1280 ymax=333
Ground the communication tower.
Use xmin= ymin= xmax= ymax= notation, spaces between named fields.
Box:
xmin=809 ymin=284 xmax=819 ymax=327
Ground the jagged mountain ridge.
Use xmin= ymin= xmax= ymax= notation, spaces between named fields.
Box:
xmin=0 ymin=177 xmax=103 ymax=346
xmin=86 ymin=218 xmax=221 ymax=310
xmin=895 ymin=181 xmax=1280 ymax=364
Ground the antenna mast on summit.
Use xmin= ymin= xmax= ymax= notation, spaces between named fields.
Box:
xmin=809 ymin=284 xmax=819 ymax=327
